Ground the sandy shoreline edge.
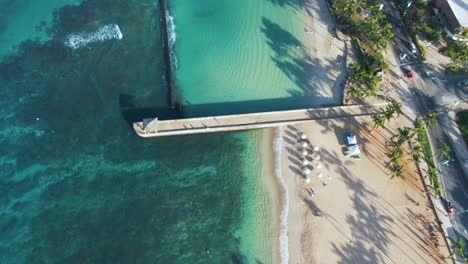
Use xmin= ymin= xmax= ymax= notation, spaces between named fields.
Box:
xmin=259 ymin=128 xmax=287 ymax=264
xmin=260 ymin=127 xmax=303 ymax=264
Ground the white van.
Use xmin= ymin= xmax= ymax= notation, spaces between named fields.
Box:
xmin=410 ymin=43 xmax=417 ymax=53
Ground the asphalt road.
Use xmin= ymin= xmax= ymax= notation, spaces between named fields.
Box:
xmin=381 ymin=0 xmax=468 ymax=239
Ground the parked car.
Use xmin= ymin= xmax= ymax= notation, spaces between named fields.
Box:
xmin=404 ymin=67 xmax=414 ymax=79
xmin=410 ymin=43 xmax=417 ymax=53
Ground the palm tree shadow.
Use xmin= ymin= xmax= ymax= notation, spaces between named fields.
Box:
xmin=265 ymin=0 xmax=305 ymax=11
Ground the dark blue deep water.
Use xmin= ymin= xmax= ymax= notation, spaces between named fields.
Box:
xmin=0 ymin=0 xmax=274 ymax=263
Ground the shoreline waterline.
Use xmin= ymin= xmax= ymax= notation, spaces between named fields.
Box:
xmin=273 ymin=127 xmax=290 ymax=264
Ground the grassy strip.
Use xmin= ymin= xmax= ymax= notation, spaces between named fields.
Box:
xmin=455 ymin=110 xmax=468 ymax=147
xmin=418 ymin=126 xmax=434 ymax=166
xmin=417 ymin=125 xmax=441 ymax=196
xmin=415 ymin=38 xmax=427 ymax=61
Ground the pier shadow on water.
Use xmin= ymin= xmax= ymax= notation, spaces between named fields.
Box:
xmin=179 ymin=96 xmax=336 ymax=119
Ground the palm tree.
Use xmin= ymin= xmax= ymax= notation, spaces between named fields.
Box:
xmin=424 ymin=111 xmax=438 ymax=127
xmin=387 ymin=146 xmax=403 ymax=162
xmin=451 ymin=237 xmax=467 ymax=260
xmin=332 ymin=0 xmax=355 ymax=24
xmin=390 ymin=99 xmax=403 ymax=117
xmin=383 ymin=108 xmax=395 ymax=121
xmin=427 ymin=166 xmax=439 ymax=186
xmin=427 ymin=183 xmax=442 ymax=197
xmin=391 ymin=163 xmax=404 ymax=178
xmin=354 ymin=0 xmax=366 ymax=11
xmin=364 ymin=76 xmax=379 ymax=97
xmin=396 ymin=127 xmax=413 ymax=144
xmin=372 ymin=114 xmax=386 ymax=129
xmin=410 ymin=142 xmax=423 ymax=163
xmin=347 ymin=85 xmax=364 ymax=100
xmin=438 ymin=144 xmax=451 ymax=160
xmin=413 ymin=119 xmax=425 ymax=135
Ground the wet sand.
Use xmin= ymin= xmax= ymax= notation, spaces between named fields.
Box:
xmin=259 ymin=128 xmax=283 ymax=264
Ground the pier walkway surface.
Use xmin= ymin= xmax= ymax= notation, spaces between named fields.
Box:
xmin=133 ymin=103 xmax=388 ymax=137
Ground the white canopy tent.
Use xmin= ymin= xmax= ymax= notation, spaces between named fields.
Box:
xmin=346 ymin=145 xmax=361 ymax=156
xmin=346 ymin=134 xmax=358 ymax=145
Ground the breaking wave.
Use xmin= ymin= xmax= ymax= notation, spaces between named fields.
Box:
xmin=166 ymin=11 xmax=178 ymax=69
xmin=64 ymin=24 xmax=123 ymax=49
xmin=274 ymin=127 xmax=289 ymax=264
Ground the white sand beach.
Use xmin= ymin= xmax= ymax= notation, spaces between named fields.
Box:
xmin=274 ymin=116 xmax=451 ymax=264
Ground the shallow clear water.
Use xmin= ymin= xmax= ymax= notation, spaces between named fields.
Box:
xmin=170 ymin=0 xmax=325 ymax=117
xmin=0 ymin=0 xmax=82 ymax=58
xmin=0 ymin=0 xmax=276 ymax=263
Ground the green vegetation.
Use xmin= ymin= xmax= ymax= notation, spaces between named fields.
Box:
xmin=422 ymin=17 xmax=443 ymax=41
xmin=443 ymin=41 xmax=468 ymax=74
xmin=347 ymin=63 xmax=379 ymax=99
xmin=415 ymin=38 xmax=426 ymax=60
xmin=379 ymin=115 xmax=442 ymax=196
xmin=415 ymin=121 xmax=442 ymax=197
xmin=424 ymin=111 xmax=439 ymax=127
xmin=399 ymin=0 xmax=443 ymax=42
xmin=385 ymin=127 xmax=414 ymax=178
xmin=456 ymin=110 xmax=468 ymax=147
xmin=333 ymin=0 xmax=393 ymax=102
xmin=371 ymin=98 xmax=403 ymax=130
xmin=351 ymin=39 xmax=366 ymax=65
xmin=438 ymin=144 xmax=451 ymax=160
xmin=332 ymin=0 xmax=394 ymax=50
xmin=451 ymin=237 xmax=468 ymax=262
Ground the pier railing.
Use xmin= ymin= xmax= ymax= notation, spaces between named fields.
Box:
xmin=133 ymin=103 xmax=388 ymax=137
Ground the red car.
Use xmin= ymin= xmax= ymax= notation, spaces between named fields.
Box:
xmin=404 ymin=68 xmax=414 ymax=79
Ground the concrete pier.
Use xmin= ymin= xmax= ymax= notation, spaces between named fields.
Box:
xmin=133 ymin=103 xmax=388 ymax=137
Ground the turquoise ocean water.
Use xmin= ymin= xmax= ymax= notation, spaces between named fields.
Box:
xmin=0 ymin=0 xmax=314 ymax=262
xmin=170 ymin=0 xmax=323 ymax=117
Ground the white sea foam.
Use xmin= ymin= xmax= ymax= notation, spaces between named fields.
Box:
xmin=274 ymin=127 xmax=289 ymax=264
xmin=64 ymin=24 xmax=123 ymax=49
xmin=165 ymin=11 xmax=178 ymax=69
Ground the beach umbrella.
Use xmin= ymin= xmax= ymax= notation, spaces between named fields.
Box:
xmin=302 ymin=167 xmax=311 ymax=174
xmin=317 ymin=172 xmax=323 ymax=178
xmin=300 ymin=141 xmax=308 ymax=147
xmin=299 ymin=132 xmax=307 ymax=139
xmin=314 ymin=154 xmax=321 ymax=161
xmin=301 ymin=158 xmax=309 ymax=165
xmin=300 ymin=149 xmax=309 ymax=156
xmin=304 ymin=176 xmax=311 ymax=183
xmin=316 ymin=163 xmax=322 ymax=169
xmin=313 ymin=146 xmax=320 ymax=151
